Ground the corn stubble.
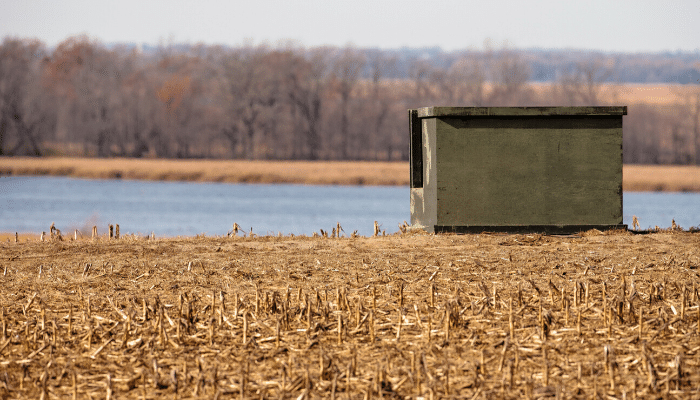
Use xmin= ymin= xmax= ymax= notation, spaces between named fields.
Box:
xmin=0 ymin=229 xmax=699 ymax=398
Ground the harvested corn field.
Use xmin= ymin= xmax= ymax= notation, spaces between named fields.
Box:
xmin=1 ymin=230 xmax=700 ymax=399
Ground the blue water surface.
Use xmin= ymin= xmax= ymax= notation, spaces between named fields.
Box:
xmin=0 ymin=176 xmax=408 ymax=237
xmin=0 ymin=176 xmax=698 ymax=236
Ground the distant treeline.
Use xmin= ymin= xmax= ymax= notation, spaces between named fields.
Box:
xmin=135 ymin=42 xmax=700 ymax=84
xmin=1 ymin=36 xmax=699 ymax=163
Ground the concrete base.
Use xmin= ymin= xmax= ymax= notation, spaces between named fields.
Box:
xmin=433 ymin=224 xmax=629 ymax=234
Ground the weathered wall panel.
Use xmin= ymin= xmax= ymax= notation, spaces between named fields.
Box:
xmin=409 ymin=107 xmax=626 ymax=233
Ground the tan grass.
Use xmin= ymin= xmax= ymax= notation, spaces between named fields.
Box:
xmin=624 ymin=164 xmax=700 ymax=192
xmin=607 ymin=84 xmax=699 ymax=106
xmin=2 ymin=157 xmax=700 ymax=191
xmin=0 ymin=231 xmax=699 ymax=398
xmin=0 ymin=157 xmax=409 ymax=186
xmin=529 ymin=82 xmax=700 ymax=106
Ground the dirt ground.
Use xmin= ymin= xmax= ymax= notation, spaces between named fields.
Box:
xmin=1 ymin=229 xmax=700 ymax=399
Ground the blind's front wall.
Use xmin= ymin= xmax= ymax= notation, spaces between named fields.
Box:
xmin=435 ymin=116 xmax=623 ymax=226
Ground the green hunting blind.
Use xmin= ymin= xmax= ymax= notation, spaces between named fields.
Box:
xmin=409 ymin=107 xmax=628 ymax=233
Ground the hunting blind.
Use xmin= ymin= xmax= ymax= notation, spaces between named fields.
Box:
xmin=409 ymin=106 xmax=628 ymax=233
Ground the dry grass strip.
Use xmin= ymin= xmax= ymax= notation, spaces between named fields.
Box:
xmin=0 ymin=157 xmax=408 ymax=186
xmin=2 ymin=157 xmax=700 ymax=191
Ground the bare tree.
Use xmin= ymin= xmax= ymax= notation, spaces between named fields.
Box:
xmin=623 ymin=104 xmax=663 ymax=164
xmin=329 ymin=46 xmax=365 ymax=159
xmin=488 ymin=49 xmax=531 ymax=106
xmin=0 ymin=38 xmax=53 ymax=156
xmin=680 ymin=89 xmax=700 ymax=165
xmin=286 ymin=47 xmax=331 ymax=160
xmin=694 ymin=93 xmax=700 ymax=165
xmin=44 ymin=36 xmax=130 ymax=157
xmin=150 ymin=47 xmax=220 ymax=158
xmin=554 ymin=55 xmax=615 ymax=106
xmin=435 ymin=54 xmax=486 ymax=106
xmin=366 ymin=52 xmax=397 ymax=159
xmin=220 ymin=46 xmax=285 ymax=159
xmin=117 ymin=55 xmax=159 ymax=157
xmin=408 ymin=58 xmax=435 ymax=105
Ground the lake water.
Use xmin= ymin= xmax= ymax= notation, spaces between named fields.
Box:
xmin=1 ymin=176 xmax=699 ymax=237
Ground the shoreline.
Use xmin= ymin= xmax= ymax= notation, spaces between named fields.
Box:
xmin=3 ymin=227 xmax=697 ymax=242
xmin=1 ymin=156 xmax=700 ymax=191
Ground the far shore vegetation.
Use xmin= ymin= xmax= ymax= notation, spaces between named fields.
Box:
xmin=2 ymin=157 xmax=700 ymax=192
xmin=2 ymin=37 xmax=699 ymax=165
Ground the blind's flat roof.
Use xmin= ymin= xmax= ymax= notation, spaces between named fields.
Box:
xmin=414 ymin=106 xmax=627 ymax=118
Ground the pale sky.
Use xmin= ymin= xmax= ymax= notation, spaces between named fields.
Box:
xmin=1 ymin=0 xmax=699 ymax=53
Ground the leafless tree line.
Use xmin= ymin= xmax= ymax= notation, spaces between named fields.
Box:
xmin=1 ymin=36 xmax=699 ymax=164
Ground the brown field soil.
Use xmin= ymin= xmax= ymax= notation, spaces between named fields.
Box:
xmin=2 ymin=157 xmax=700 ymax=192
xmin=1 ymin=230 xmax=700 ymax=398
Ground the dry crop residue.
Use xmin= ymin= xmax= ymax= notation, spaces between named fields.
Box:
xmin=1 ymin=230 xmax=700 ymax=399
